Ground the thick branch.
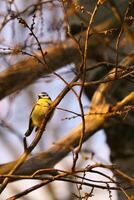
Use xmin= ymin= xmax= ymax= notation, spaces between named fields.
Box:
xmin=0 ymin=52 xmax=134 ymax=182
xmin=0 ymin=111 xmax=107 ymax=181
xmin=0 ymin=7 xmax=129 ymax=100
xmin=0 ymin=90 xmax=132 ymax=182
xmin=0 ymin=38 xmax=80 ymax=100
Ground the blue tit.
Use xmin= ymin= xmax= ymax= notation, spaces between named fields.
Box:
xmin=25 ymin=92 xmax=53 ymax=137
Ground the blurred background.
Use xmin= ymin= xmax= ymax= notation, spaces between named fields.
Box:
xmin=1 ymin=0 xmax=133 ymax=199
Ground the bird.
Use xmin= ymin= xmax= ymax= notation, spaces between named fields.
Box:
xmin=25 ymin=92 xmax=53 ymax=137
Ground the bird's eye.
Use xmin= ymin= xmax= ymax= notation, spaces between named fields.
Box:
xmin=38 ymin=92 xmax=50 ymax=99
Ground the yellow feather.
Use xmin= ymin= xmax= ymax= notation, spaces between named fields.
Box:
xmin=31 ymin=98 xmax=52 ymax=128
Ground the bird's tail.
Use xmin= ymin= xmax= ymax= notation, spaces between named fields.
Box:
xmin=25 ymin=126 xmax=34 ymax=137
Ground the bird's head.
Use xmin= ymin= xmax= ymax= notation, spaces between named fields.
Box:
xmin=38 ymin=92 xmax=51 ymax=100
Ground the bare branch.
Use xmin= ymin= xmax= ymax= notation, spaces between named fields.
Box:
xmin=0 ymin=38 xmax=80 ymax=100
xmin=0 ymin=49 xmax=134 ymax=181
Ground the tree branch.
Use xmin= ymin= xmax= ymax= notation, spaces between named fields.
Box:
xmin=0 ymin=52 xmax=134 ymax=182
xmin=0 ymin=6 xmax=131 ymax=100
xmin=0 ymin=38 xmax=80 ymax=100
xmin=0 ymin=105 xmax=108 ymax=182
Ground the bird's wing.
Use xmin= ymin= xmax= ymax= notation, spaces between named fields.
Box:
xmin=25 ymin=103 xmax=36 ymax=137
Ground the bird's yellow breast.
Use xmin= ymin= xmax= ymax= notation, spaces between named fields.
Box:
xmin=31 ymin=98 xmax=52 ymax=128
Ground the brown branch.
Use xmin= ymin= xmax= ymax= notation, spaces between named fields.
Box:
xmin=0 ymin=5 xmax=132 ymax=101
xmin=0 ymin=75 xmax=79 ymax=193
xmin=0 ymin=101 xmax=130 ymax=183
xmin=112 ymin=92 xmax=134 ymax=111
xmin=7 ymin=171 xmax=124 ymax=200
xmin=0 ymin=105 xmax=108 ymax=182
xmin=0 ymin=52 xmax=134 ymax=182
xmin=0 ymin=32 xmax=101 ymax=100
xmin=0 ymin=38 xmax=80 ymax=100
xmin=90 ymin=52 xmax=134 ymax=107
xmin=72 ymin=0 xmax=102 ymax=172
